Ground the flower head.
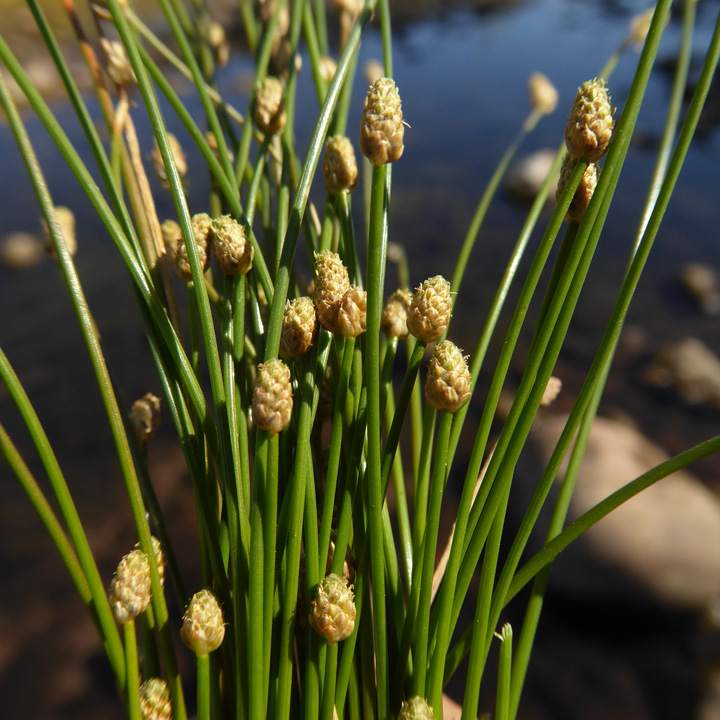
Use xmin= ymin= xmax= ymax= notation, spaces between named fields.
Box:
xmin=180 ymin=589 xmax=225 ymax=656
xmin=360 ymin=77 xmax=405 ymax=166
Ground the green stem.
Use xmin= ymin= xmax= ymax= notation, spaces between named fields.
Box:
xmin=413 ymin=411 xmax=453 ymax=698
xmin=124 ymin=622 xmax=142 ymax=720
xmin=365 ymin=163 xmax=390 ymax=718
xmin=197 ymin=654 xmax=211 ymax=720
xmin=495 ymin=624 xmax=513 ymax=720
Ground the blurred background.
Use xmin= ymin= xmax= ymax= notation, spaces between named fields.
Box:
xmin=1 ymin=0 xmax=720 ymax=717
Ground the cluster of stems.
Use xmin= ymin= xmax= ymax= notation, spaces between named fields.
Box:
xmin=1 ymin=1 xmax=720 ymax=720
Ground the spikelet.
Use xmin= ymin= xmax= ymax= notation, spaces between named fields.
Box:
xmin=556 ymin=155 xmax=599 ymax=223
xmin=338 ymin=286 xmax=367 ymax=339
xmin=151 ymin=133 xmax=187 ymax=189
xmin=109 ymin=549 xmax=151 ymax=624
xmin=211 ymin=215 xmax=253 ymax=275
xmin=42 ymin=205 xmax=77 ymax=258
xmin=528 ymin=72 xmax=558 ymax=116
xmin=208 ymin=21 xmax=229 ymax=68
xmin=139 ymin=678 xmax=172 ymax=720
xmin=381 ymin=289 xmax=412 ymax=339
xmin=407 ymin=276 xmax=452 ymax=344
xmin=100 ymin=39 xmax=136 ymax=91
xmin=565 ymin=78 xmax=614 ymax=163
xmin=253 ymin=76 xmax=287 ymax=135
xmin=165 ymin=214 xmax=212 ymax=282
xmin=424 ymin=340 xmax=472 ymax=413
xmin=313 ymin=250 xmax=350 ymax=334
xmin=280 ymin=297 xmax=317 ymax=359
xmin=319 ymin=56 xmax=338 ymax=83
xmin=398 ymin=696 xmax=435 ymax=720
xmin=180 ymin=589 xmax=226 ymax=656
xmin=252 ymin=358 xmax=293 ymax=435
xmin=359 ymin=77 xmax=405 ymax=167
xmin=134 ymin=536 xmax=166 ymax=589
xmin=323 ymin=135 xmax=359 ymax=195
xmin=309 ymin=573 xmax=356 ymax=645
xmin=128 ymin=393 xmax=161 ymax=443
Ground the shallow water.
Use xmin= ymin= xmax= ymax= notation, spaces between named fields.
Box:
xmin=1 ymin=0 xmax=720 ymax=717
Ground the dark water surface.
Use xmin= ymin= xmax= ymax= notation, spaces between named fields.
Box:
xmin=1 ymin=0 xmax=720 ymax=717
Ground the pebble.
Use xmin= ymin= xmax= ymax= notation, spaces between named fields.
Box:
xmin=505 ymin=148 xmax=558 ymax=202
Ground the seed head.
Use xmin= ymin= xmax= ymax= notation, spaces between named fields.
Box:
xmin=165 ymin=214 xmax=212 ymax=282
xmin=211 ymin=215 xmax=253 ymax=275
xmin=100 ymin=39 xmax=136 ymax=91
xmin=565 ymin=78 xmax=614 ymax=163
xmin=407 ymin=276 xmax=452 ymax=344
xmin=128 ymin=393 xmax=161 ymax=443
xmin=528 ymin=72 xmax=558 ymax=116
xmin=109 ymin=549 xmax=151 ymax=624
xmin=253 ymin=76 xmax=287 ymax=136
xmin=556 ymin=155 xmax=599 ymax=223
xmin=338 ymin=286 xmax=367 ymax=339
xmin=540 ymin=375 xmax=563 ymax=407
xmin=627 ymin=6 xmax=656 ymax=52
xmin=360 ymin=77 xmax=404 ymax=167
xmin=280 ymin=297 xmax=317 ymax=359
xmin=313 ymin=250 xmax=350 ymax=334
xmin=398 ymin=696 xmax=435 ymax=720
xmin=309 ymin=573 xmax=356 ymax=645
xmin=180 ymin=589 xmax=225 ymax=656
xmin=208 ymin=21 xmax=229 ymax=68
xmin=424 ymin=340 xmax=471 ymax=413
xmin=42 ymin=205 xmax=77 ymax=258
xmin=252 ymin=358 xmax=293 ymax=434
xmin=139 ymin=678 xmax=172 ymax=720
xmin=381 ymin=289 xmax=412 ymax=339
xmin=319 ymin=55 xmax=338 ymax=83
xmin=152 ymin=133 xmax=187 ymax=189
xmin=323 ymin=135 xmax=359 ymax=195
xmin=205 ymin=131 xmax=234 ymax=165
xmin=135 ymin=536 xmax=166 ymax=588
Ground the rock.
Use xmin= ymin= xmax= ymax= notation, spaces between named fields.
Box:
xmin=679 ymin=262 xmax=720 ymax=314
xmin=644 ymin=338 xmax=720 ymax=407
xmin=533 ymin=414 xmax=720 ymax=610
xmin=0 ymin=232 xmax=44 ymax=269
xmin=505 ymin=148 xmax=558 ymax=202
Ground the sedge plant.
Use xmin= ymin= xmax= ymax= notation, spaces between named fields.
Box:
xmin=1 ymin=0 xmax=720 ymax=719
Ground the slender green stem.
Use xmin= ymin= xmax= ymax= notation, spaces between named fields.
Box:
xmin=124 ymin=622 xmax=142 ymax=720
xmin=413 ymin=411 xmax=453 ymax=698
xmin=365 ymin=163 xmax=390 ymax=718
xmin=495 ymin=624 xmax=513 ymax=720
xmin=197 ymin=654 xmax=211 ymax=720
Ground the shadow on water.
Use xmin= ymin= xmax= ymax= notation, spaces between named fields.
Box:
xmin=1 ymin=0 xmax=720 ymax=717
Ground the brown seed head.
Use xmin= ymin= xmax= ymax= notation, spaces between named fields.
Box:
xmin=627 ymin=6 xmax=656 ymax=51
xmin=253 ymin=76 xmax=287 ymax=136
xmin=109 ymin=549 xmax=151 ymax=624
xmin=407 ymin=276 xmax=452 ymax=344
xmin=323 ymin=135 xmax=359 ymax=195
xmin=540 ymin=375 xmax=563 ymax=407
xmin=565 ymin=78 xmax=614 ymax=163
xmin=338 ymin=286 xmax=367 ymax=339
xmin=139 ymin=678 xmax=172 ymax=720
xmin=381 ymin=289 xmax=412 ymax=339
xmin=252 ymin=358 xmax=293 ymax=434
xmin=309 ymin=573 xmax=356 ymax=645
xmin=128 ymin=392 xmax=161 ymax=443
xmin=528 ymin=72 xmax=558 ymax=116
xmin=398 ymin=696 xmax=435 ymax=720
xmin=360 ymin=77 xmax=404 ymax=167
xmin=556 ymin=155 xmax=599 ymax=223
xmin=280 ymin=297 xmax=317 ymax=359
xmin=180 ymin=589 xmax=225 ymax=656
xmin=319 ymin=55 xmax=338 ymax=83
xmin=424 ymin=340 xmax=471 ymax=413
xmin=211 ymin=215 xmax=253 ymax=275
xmin=100 ymin=39 xmax=136 ymax=91
xmin=313 ymin=250 xmax=350 ymax=334
xmin=152 ymin=133 xmax=187 ymax=189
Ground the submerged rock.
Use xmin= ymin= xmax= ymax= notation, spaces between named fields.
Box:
xmin=505 ymin=148 xmax=558 ymax=202
xmin=644 ymin=338 xmax=720 ymax=407
xmin=534 ymin=413 xmax=720 ymax=610
xmin=0 ymin=232 xmax=44 ymax=269
xmin=679 ymin=262 xmax=720 ymax=315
